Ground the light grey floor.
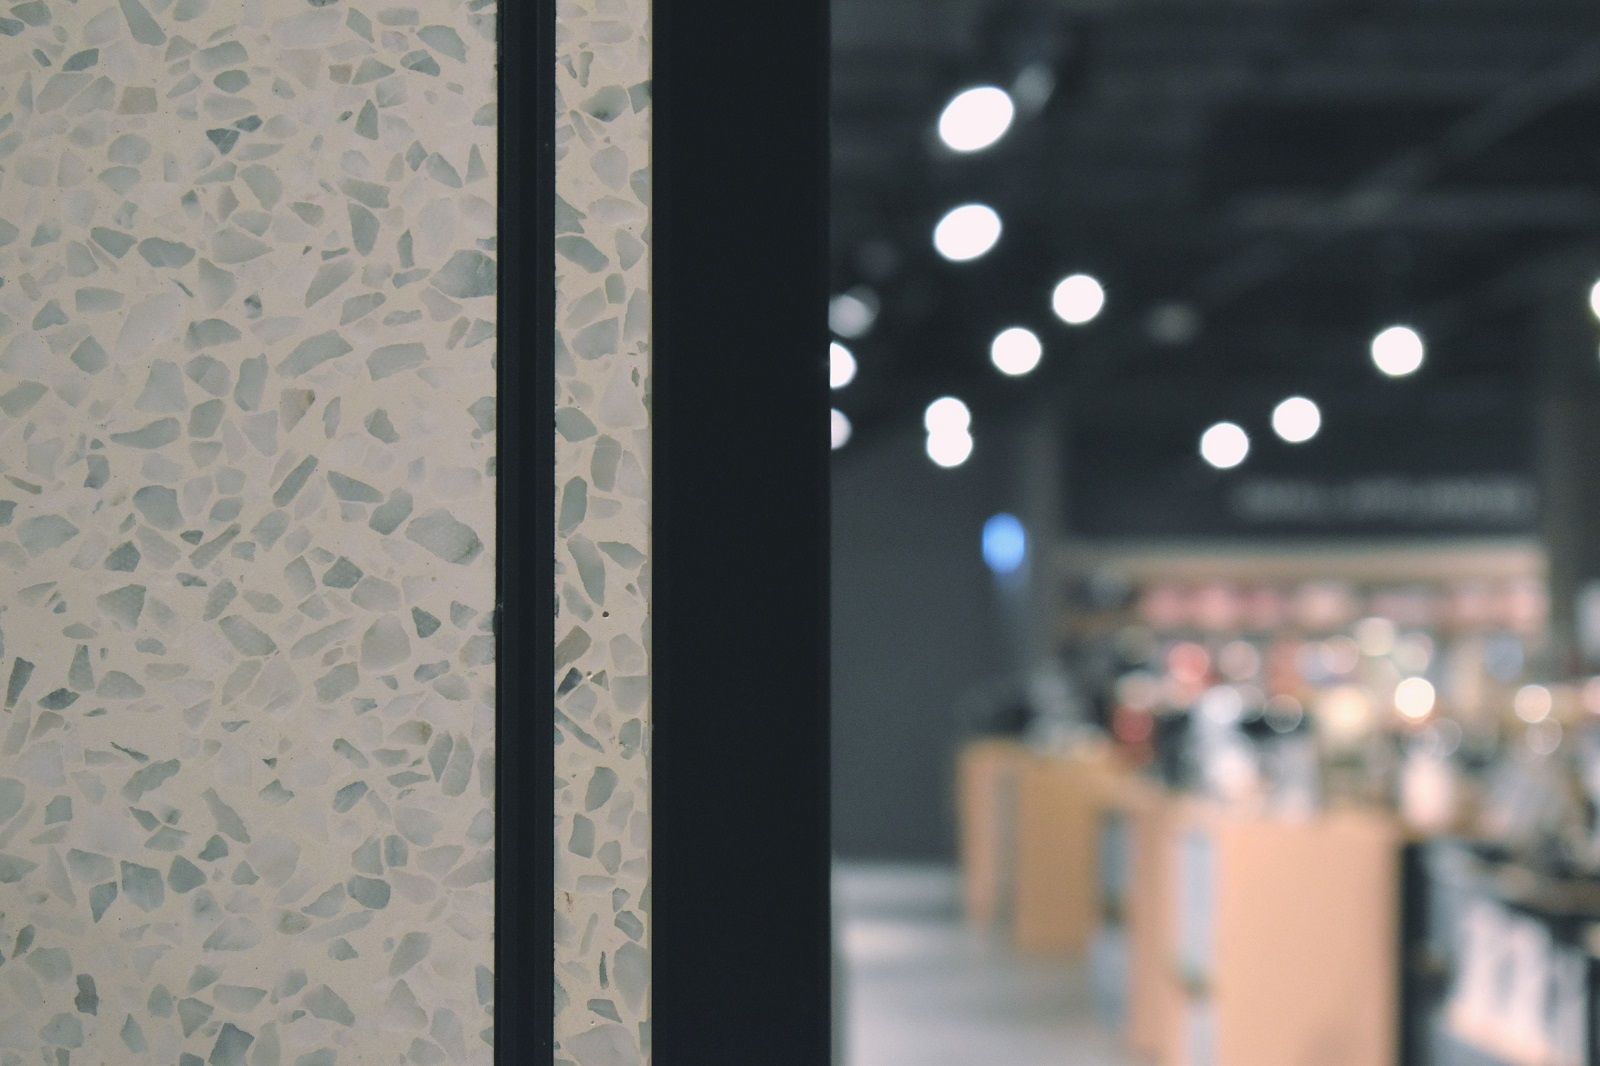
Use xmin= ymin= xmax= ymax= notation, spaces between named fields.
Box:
xmin=836 ymin=863 xmax=1137 ymax=1066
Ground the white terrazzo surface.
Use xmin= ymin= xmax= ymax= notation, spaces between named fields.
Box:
xmin=0 ymin=0 xmax=498 ymax=1060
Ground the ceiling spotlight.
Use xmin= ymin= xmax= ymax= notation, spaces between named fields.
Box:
xmin=829 ymin=287 xmax=879 ymax=339
xmin=830 ymin=409 xmax=852 ymax=451
xmin=937 ymin=86 xmax=1015 ymax=153
xmin=1371 ymin=325 xmax=1424 ymax=378
xmin=1052 ymin=273 xmax=1105 ymax=325
xmin=924 ymin=396 xmax=971 ymax=435
xmin=829 ymin=341 xmax=857 ymax=389
xmin=1200 ymin=422 xmax=1249 ymax=470
xmin=933 ymin=204 xmax=1002 ymax=262
xmin=990 ymin=327 xmax=1043 ymax=377
xmin=1271 ymin=396 xmax=1321 ymax=444
xmin=1589 ymin=280 xmax=1600 ymax=321
xmin=927 ymin=429 xmax=974 ymax=468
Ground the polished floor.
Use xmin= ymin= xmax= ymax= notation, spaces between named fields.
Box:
xmin=836 ymin=864 xmax=1136 ymax=1066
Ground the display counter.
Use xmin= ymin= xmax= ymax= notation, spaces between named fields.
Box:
xmin=1089 ymin=811 xmax=1600 ymax=1066
xmin=1091 ymin=776 xmax=1178 ymax=1060
xmin=1085 ymin=794 xmax=1406 ymax=1066
xmin=956 ymin=738 xmax=1125 ymax=955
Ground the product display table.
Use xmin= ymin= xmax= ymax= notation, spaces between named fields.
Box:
xmin=956 ymin=738 xmax=1126 ymax=955
xmin=1092 ymin=777 xmax=1178 ymax=1061
xmin=1147 ymin=800 xmax=1404 ymax=1066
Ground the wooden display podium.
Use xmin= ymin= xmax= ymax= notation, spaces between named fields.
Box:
xmin=957 ymin=738 xmax=1121 ymax=955
xmin=1111 ymin=779 xmax=1179 ymax=1062
xmin=957 ymin=739 xmax=1020 ymax=932
xmin=1151 ymin=801 xmax=1403 ymax=1066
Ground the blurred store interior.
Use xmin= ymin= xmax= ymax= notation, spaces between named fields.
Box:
xmin=828 ymin=1 xmax=1600 ymax=1064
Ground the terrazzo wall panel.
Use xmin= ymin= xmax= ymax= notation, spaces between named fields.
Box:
xmin=552 ymin=0 xmax=652 ymax=1063
xmin=0 ymin=0 xmax=498 ymax=1062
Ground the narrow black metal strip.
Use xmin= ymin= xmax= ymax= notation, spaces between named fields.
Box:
xmin=494 ymin=0 xmax=556 ymax=1057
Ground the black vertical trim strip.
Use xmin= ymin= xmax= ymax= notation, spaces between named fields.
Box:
xmin=1397 ymin=841 xmax=1426 ymax=1066
xmin=495 ymin=0 xmax=555 ymax=1058
xmin=653 ymin=2 xmax=833 ymax=1063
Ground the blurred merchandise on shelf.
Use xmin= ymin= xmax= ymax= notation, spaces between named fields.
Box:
xmin=1060 ymin=564 xmax=1583 ymax=854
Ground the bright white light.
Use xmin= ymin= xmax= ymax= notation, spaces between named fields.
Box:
xmin=829 ymin=289 xmax=878 ymax=339
xmin=1514 ymin=684 xmax=1552 ymax=724
xmin=1051 ymin=273 xmax=1105 ymax=325
xmin=990 ymin=327 xmax=1043 ymax=376
xmin=923 ymin=396 xmax=971 ymax=435
xmin=1198 ymin=686 xmax=1245 ymax=725
xmin=1199 ymin=422 xmax=1249 ymax=469
xmin=926 ymin=429 xmax=974 ymax=468
xmin=830 ymin=342 xmax=857 ymax=389
xmin=1395 ymin=677 xmax=1436 ymax=720
xmin=1322 ymin=685 xmax=1373 ymax=743
xmin=1371 ymin=325 xmax=1425 ymax=378
xmin=1589 ymin=280 xmax=1600 ymax=321
xmin=1271 ymin=396 xmax=1321 ymax=444
xmin=933 ymin=204 xmax=1002 ymax=262
xmin=830 ymin=409 xmax=851 ymax=450
xmin=937 ymin=86 xmax=1015 ymax=153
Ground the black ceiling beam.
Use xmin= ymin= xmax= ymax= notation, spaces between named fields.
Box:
xmin=1186 ymin=38 xmax=1600 ymax=309
xmin=1225 ymin=189 xmax=1600 ymax=232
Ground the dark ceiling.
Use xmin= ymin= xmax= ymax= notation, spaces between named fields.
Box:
xmin=830 ymin=0 xmax=1600 ymax=467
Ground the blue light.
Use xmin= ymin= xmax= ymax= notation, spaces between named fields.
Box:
xmin=982 ymin=513 xmax=1027 ymax=576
